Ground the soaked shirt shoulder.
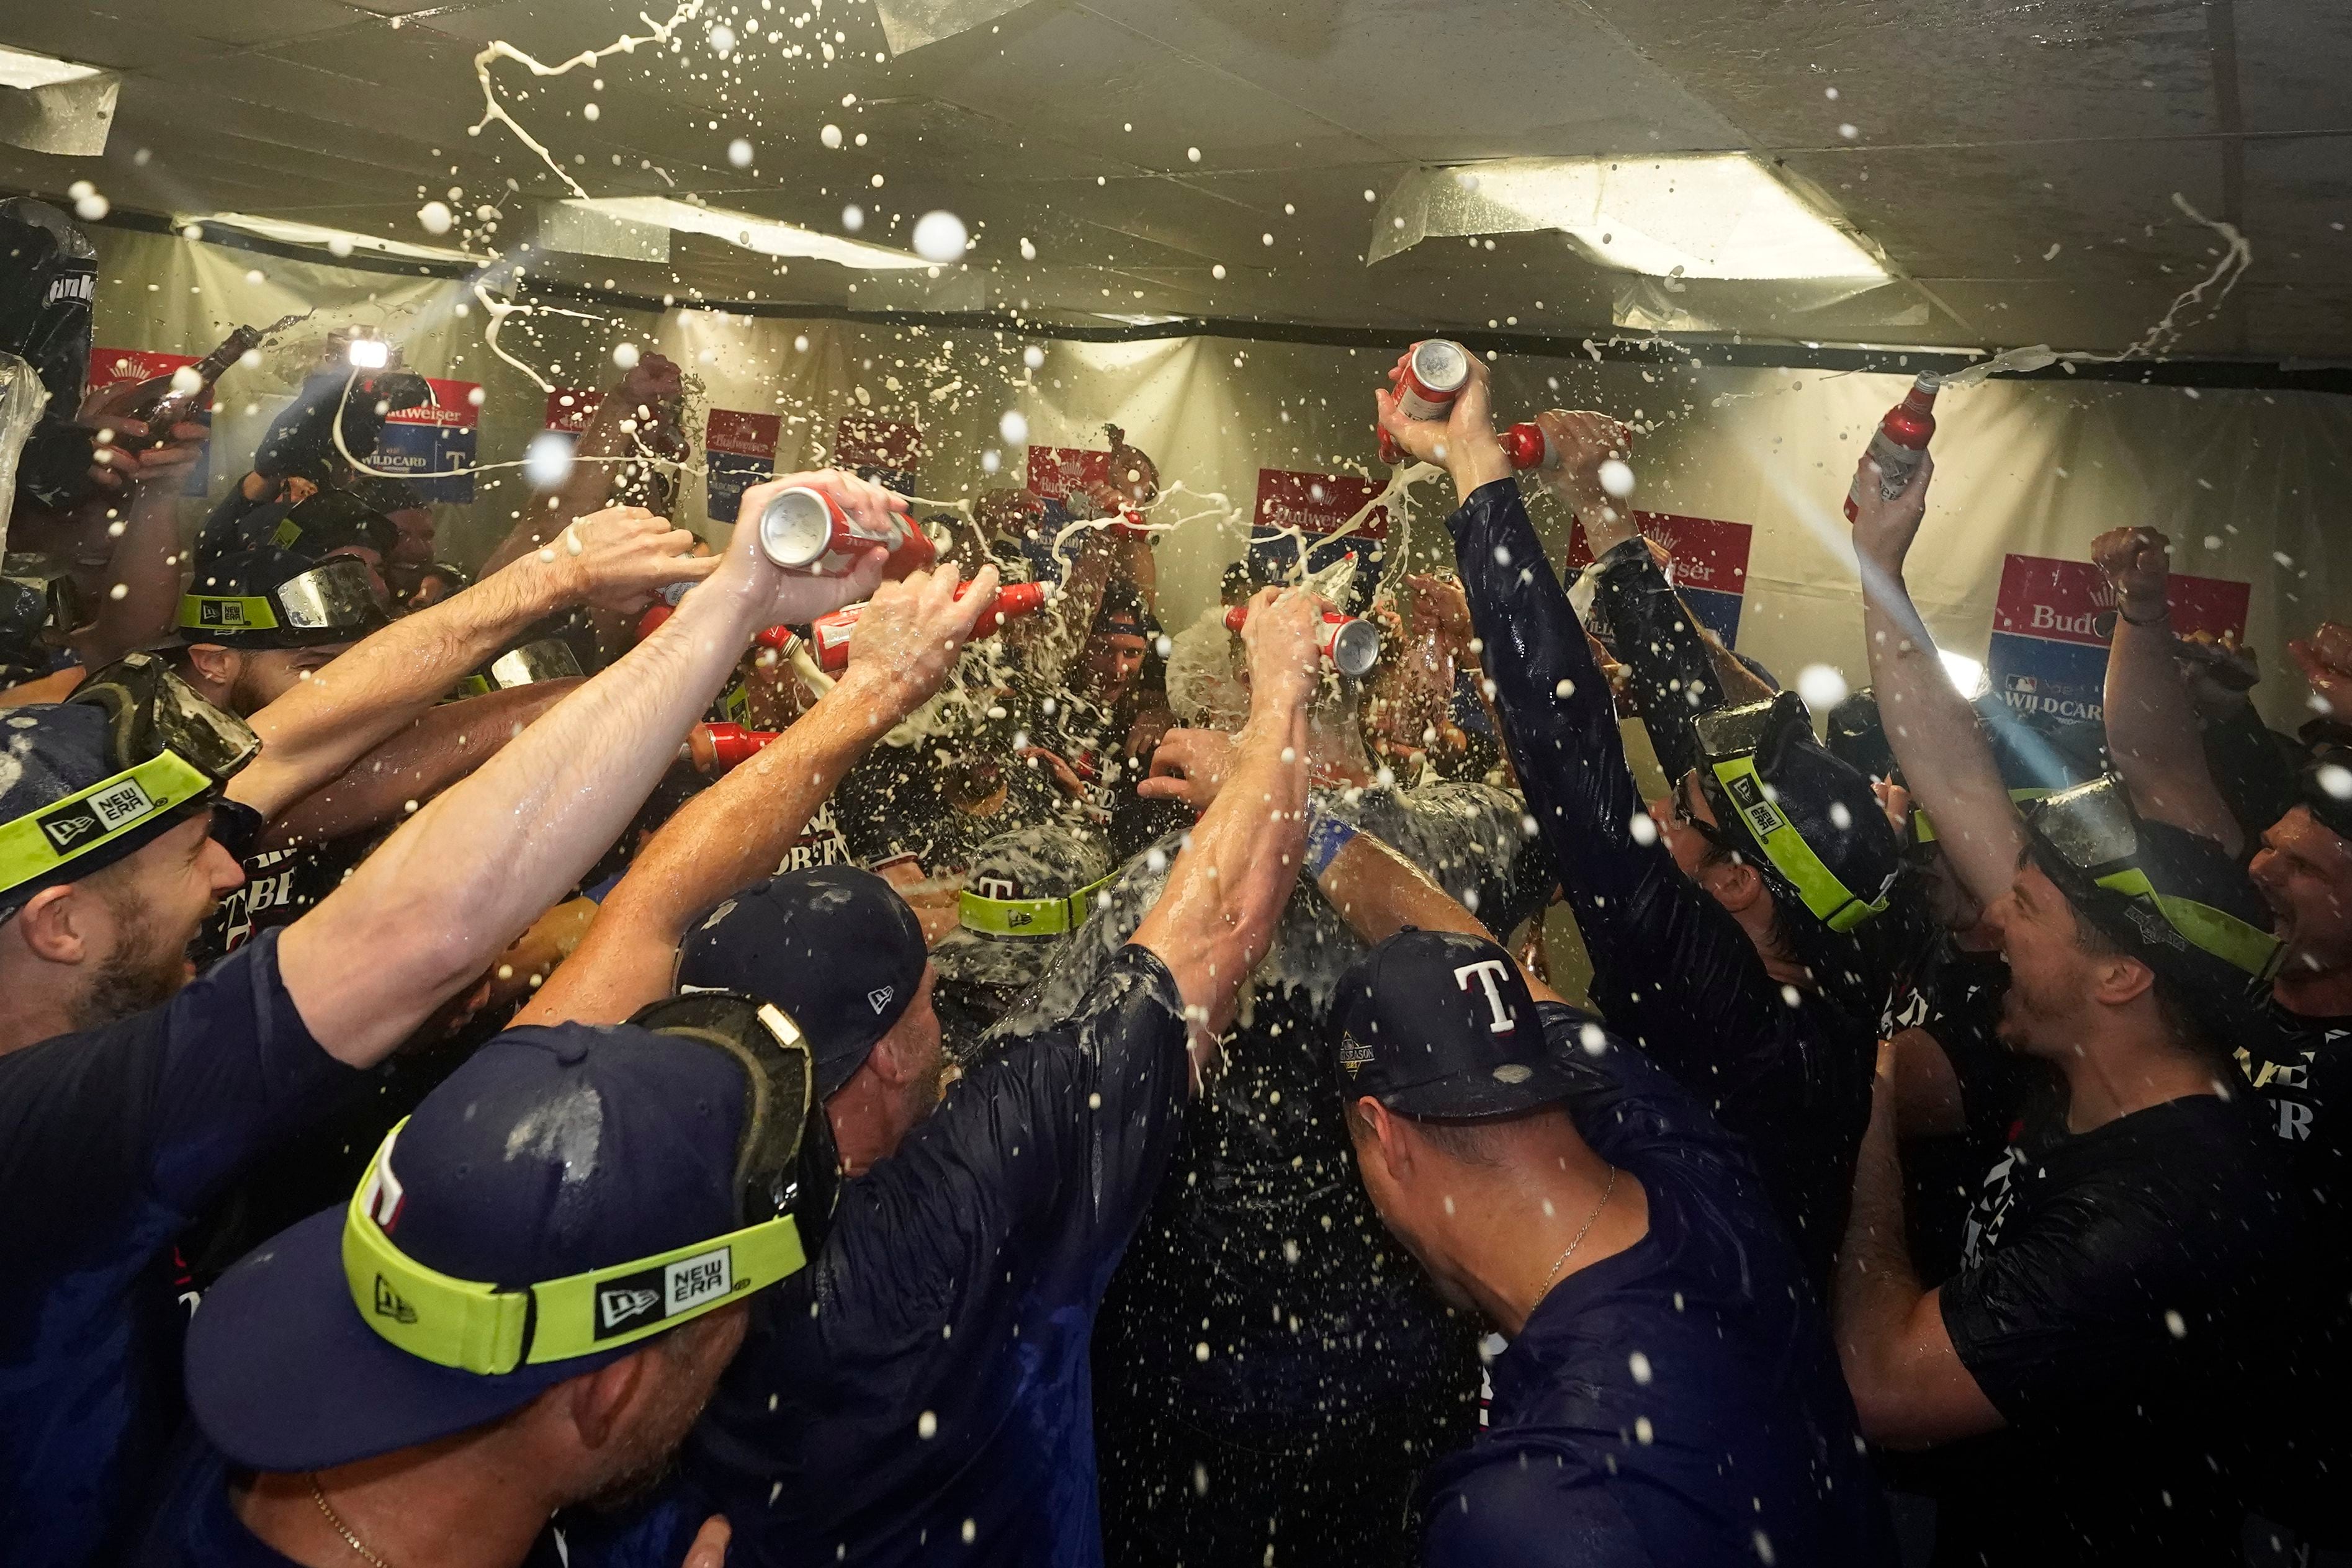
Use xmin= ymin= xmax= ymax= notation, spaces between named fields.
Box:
xmin=683 ymin=946 xmax=1190 ymax=1566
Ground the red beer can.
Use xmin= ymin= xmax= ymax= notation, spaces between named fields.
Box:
xmin=1224 ymin=604 xmax=1383 ymax=678
xmin=756 ymin=485 xmax=937 ymax=580
xmin=807 ymin=579 xmax=1049 ymax=672
xmin=1378 ymin=339 xmax=1474 ymax=464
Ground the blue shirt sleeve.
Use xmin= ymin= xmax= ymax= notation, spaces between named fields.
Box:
xmin=0 ymin=928 xmax=354 ymax=1242
xmin=1421 ymin=1446 xmax=1656 ymax=1568
xmin=143 ymin=928 xmax=358 ymax=1211
xmin=822 ymin=946 xmax=1190 ymax=1330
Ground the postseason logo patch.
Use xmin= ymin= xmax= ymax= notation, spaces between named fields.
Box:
xmin=36 ymin=776 xmax=160 ymax=854
xmin=1337 ymin=1030 xmax=1374 ymax=1077
xmin=593 ymin=1247 xmax=735 ymax=1340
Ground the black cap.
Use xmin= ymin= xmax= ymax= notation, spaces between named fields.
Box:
xmin=676 ymin=867 xmax=928 ymax=1098
xmin=2299 ymin=747 xmax=2352 ymax=845
xmin=1694 ymin=692 xmax=1905 ymax=933
xmin=1093 ymin=583 xmax=1151 ymax=642
xmin=178 ymin=545 xmax=388 ymax=650
xmin=0 ymin=704 xmax=211 ymax=918
xmin=1328 ymin=930 xmax=1581 ymax=1118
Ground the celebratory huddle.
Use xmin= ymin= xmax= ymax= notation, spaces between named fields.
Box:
xmin=3 ymin=296 xmax=2348 ymax=1568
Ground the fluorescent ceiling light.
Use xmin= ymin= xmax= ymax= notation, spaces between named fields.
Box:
xmin=180 ymin=212 xmax=478 ymax=264
xmin=554 ymin=197 xmax=931 ymax=271
xmin=1370 ymin=155 xmax=1884 ymax=282
xmin=874 ymin=0 xmax=1036 ymax=55
xmin=0 ymin=45 xmax=104 ymax=91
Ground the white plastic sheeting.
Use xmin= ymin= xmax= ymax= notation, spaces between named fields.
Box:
xmin=89 ymin=225 xmax=2352 ymax=734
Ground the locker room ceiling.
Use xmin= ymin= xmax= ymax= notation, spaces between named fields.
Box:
xmin=0 ymin=0 xmax=2346 ymax=362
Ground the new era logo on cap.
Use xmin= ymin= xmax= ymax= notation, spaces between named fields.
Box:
xmin=591 ymin=1247 xmax=737 ymax=1342
xmin=866 ymin=986 xmax=894 ymax=1015
xmin=1725 ymin=772 xmax=1786 ymax=836
xmin=35 ymin=776 xmax=159 ymax=854
xmin=598 ymin=1286 xmax=662 ymax=1333
xmin=372 ymin=1275 xmax=418 ymax=1325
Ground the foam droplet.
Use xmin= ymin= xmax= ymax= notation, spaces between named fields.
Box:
xmin=912 ymin=210 xmax=967 ymax=263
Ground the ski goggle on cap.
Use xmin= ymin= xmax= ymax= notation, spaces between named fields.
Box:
xmin=1694 ymin=692 xmax=1905 ymax=934
xmin=344 ymin=993 xmax=838 ymax=1378
xmin=179 ymin=552 xmax=387 ymax=648
xmin=2 ymin=552 xmax=88 ymax=647
xmin=2024 ymin=774 xmax=2281 ymax=981
xmin=0 ymin=652 xmax=258 ymax=916
xmin=184 ymin=1003 xmax=839 ymax=1472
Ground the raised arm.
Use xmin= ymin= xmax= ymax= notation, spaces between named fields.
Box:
xmin=229 ymin=507 xmax=711 ymax=822
xmin=1129 ymin=586 xmax=1316 ymax=1060
xmin=1848 ymin=452 xmax=2025 ymax=912
xmin=254 ymin=679 xmax=580 ymax=854
xmin=272 ymin=472 xmax=896 ymax=1067
xmin=69 ymin=393 xmax=213 ymax=671
xmin=518 ymin=560 xmax=1002 ymax=1028
xmin=1834 ymin=1043 xmax=2007 ymax=1446
xmin=2094 ymin=526 xmax=2244 ymax=855
xmin=479 ymin=356 xmax=685 ymax=575
xmin=1313 ymin=824 xmax=1569 ymax=1005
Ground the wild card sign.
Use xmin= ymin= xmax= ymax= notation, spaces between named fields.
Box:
xmin=1986 ymin=553 xmax=2248 ymax=727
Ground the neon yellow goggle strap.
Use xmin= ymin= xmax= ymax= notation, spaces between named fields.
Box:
xmin=453 ymin=674 xmax=492 ymax=697
xmin=2092 ymin=866 xmax=2283 ymax=981
xmin=1709 ymin=753 xmax=1886 ymax=933
xmin=958 ymin=871 xmax=1118 ymax=938
xmin=0 ymin=750 xmax=213 ymax=896
xmin=343 ymin=1124 xmax=807 ymax=1375
xmin=1913 ymin=787 xmax=2053 ymax=846
xmin=719 ymin=683 xmax=752 ymax=724
xmin=272 ymin=515 xmax=305 ymax=549
xmin=177 ymin=593 xmax=280 ymax=632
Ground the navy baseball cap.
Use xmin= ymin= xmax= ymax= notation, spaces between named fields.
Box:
xmin=186 ymin=1023 xmax=763 ymax=1472
xmin=677 ymin=866 xmax=928 ymax=1098
xmin=1329 ymin=930 xmax=1580 ymax=1118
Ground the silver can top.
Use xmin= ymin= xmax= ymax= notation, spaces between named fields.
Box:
xmin=757 ymin=487 xmax=833 ymax=568
xmin=1408 ymin=339 xmax=1471 ymax=395
xmin=1329 ymin=617 xmax=1382 ymax=679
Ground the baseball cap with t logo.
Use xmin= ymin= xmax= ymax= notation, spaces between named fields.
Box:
xmin=1327 ymin=929 xmax=1582 ymax=1118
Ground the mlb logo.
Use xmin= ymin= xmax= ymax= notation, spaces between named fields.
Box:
xmin=2005 ymin=674 xmax=2039 ymax=694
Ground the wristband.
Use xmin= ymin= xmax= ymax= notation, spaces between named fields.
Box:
xmin=2118 ymin=602 xmax=2169 ymax=627
xmin=1304 ymin=801 xmax=1360 ymax=879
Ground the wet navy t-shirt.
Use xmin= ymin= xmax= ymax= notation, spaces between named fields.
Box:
xmin=1931 ymin=1090 xmax=2302 ymax=1566
xmin=0 ymin=931 xmax=356 ymax=1567
xmin=580 ymin=944 xmax=1192 ymax=1568
xmin=1417 ymin=1003 xmax=1892 ymax=1568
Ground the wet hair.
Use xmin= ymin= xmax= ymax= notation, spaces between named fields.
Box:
xmin=2063 ymin=892 xmax=2227 ymax=1066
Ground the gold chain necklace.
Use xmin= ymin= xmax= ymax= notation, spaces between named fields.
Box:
xmin=306 ymin=1473 xmax=393 ymax=1568
xmin=1538 ymin=1165 xmax=1620 ymax=1299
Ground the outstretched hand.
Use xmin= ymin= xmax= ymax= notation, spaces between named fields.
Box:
xmin=2290 ymin=622 xmax=2352 ymax=719
xmin=1139 ymin=727 xmax=1239 ymax=810
xmin=2091 ymin=525 xmax=2171 ymax=621
xmin=552 ymin=506 xmax=717 ymax=611
xmin=1373 ymin=348 xmax=1512 ymax=503
xmin=81 ymin=381 xmax=209 ymax=491
xmin=1529 ymin=409 xmax=1632 ymax=531
xmin=843 ymin=559 xmax=1002 ymax=719
xmin=717 ymin=472 xmax=895 ymax=628
xmin=1237 ymin=586 xmax=1327 ymax=720
xmin=1849 ymin=449 xmax=1936 ymax=581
